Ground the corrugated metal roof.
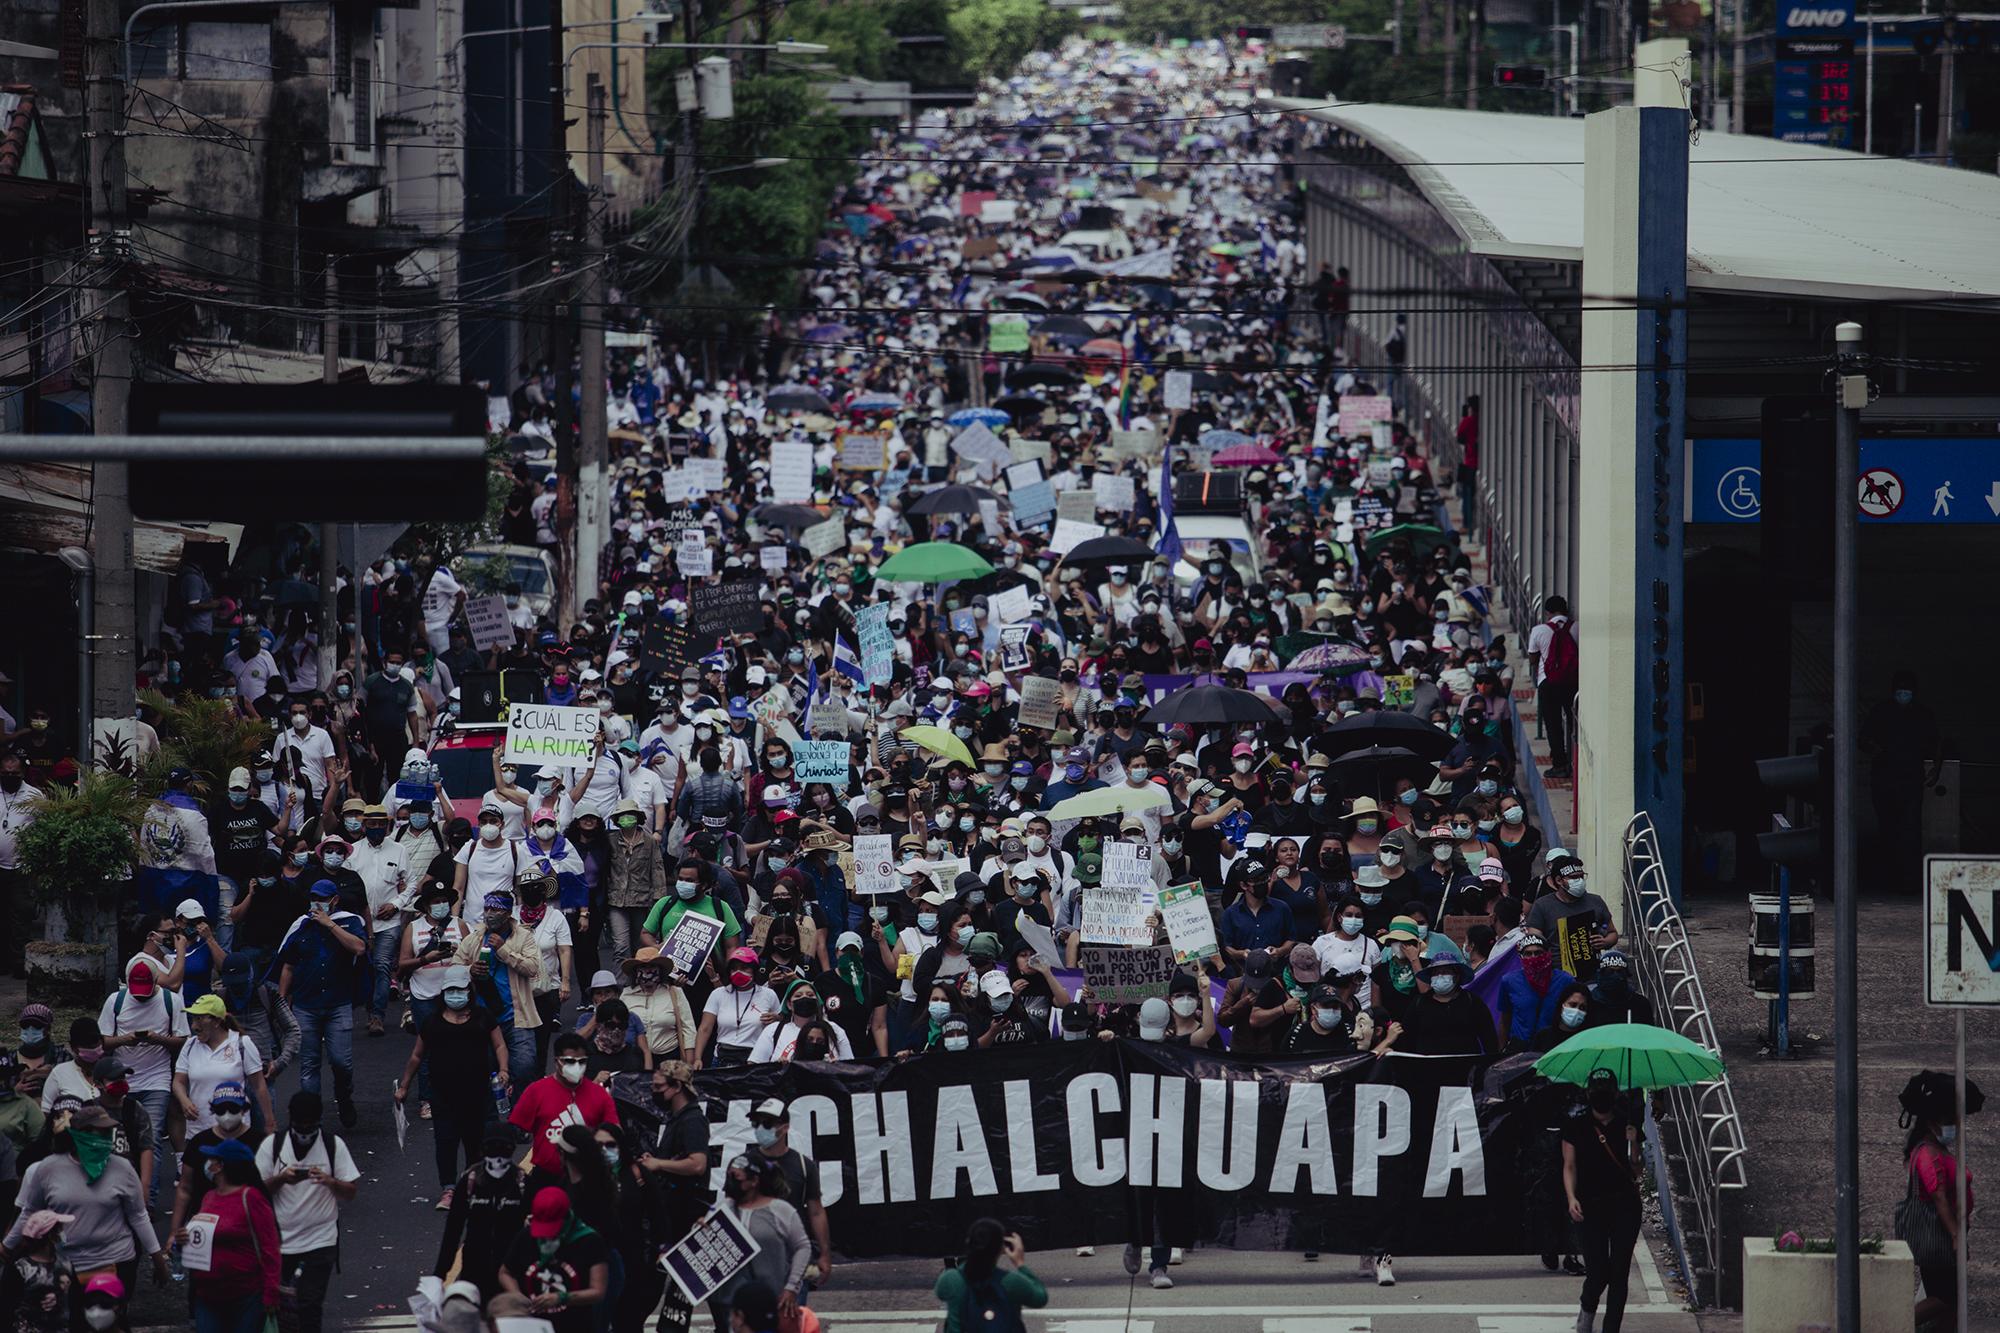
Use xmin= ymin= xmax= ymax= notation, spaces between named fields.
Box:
xmin=1281 ymin=99 xmax=2000 ymax=304
xmin=0 ymin=460 xmax=229 ymax=572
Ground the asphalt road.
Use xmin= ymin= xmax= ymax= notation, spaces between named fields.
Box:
xmin=105 ymin=988 xmax=1702 ymax=1333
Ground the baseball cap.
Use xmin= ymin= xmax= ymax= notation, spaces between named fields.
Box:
xmin=124 ymin=961 xmax=157 ymax=998
xmin=750 ymin=1097 xmax=788 ymax=1123
xmin=175 ymin=899 xmax=207 ymax=921
xmin=1287 ymin=944 xmax=1322 ymax=983
xmin=966 ymin=931 xmax=1003 ymax=961
xmin=529 ymin=1186 xmax=571 ymax=1239
xmin=588 ymin=970 xmax=620 ymax=991
xmin=186 ymin=994 xmax=226 ymax=1019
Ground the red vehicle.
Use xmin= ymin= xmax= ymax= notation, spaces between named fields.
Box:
xmin=426 ymin=723 xmax=506 ymax=823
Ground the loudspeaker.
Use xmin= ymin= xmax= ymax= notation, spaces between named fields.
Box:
xmin=459 ymin=670 xmax=544 ymax=723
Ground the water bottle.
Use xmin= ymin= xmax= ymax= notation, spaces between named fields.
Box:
xmin=169 ymin=1243 xmax=185 ymax=1283
xmin=491 ymin=1070 xmax=511 ymax=1119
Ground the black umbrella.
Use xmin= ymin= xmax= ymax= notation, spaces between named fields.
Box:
xmin=1007 ymin=363 xmax=1083 ymax=389
xmin=1321 ymin=711 xmax=1457 ymax=762
xmin=1141 ymin=684 xmax=1281 ymax=727
xmin=1060 ymin=534 xmax=1158 ymax=568
xmin=1035 ymin=314 xmax=1097 ymax=339
xmin=912 ymin=213 xmax=956 ymax=231
xmin=1327 ymin=744 xmax=1439 ymax=793
xmin=766 ymin=385 xmax=831 ymax=414
xmin=907 ymin=484 xmax=1000 ymax=517
xmin=992 ymin=393 xmax=1048 ymax=421
xmin=751 ymin=503 xmax=827 ymax=532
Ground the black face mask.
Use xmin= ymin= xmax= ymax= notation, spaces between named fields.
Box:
xmin=1587 ymin=1087 xmax=1618 ymax=1114
xmin=0 ymin=776 xmax=20 ymax=794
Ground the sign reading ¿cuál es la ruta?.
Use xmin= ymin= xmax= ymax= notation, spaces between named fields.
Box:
xmin=611 ymin=1041 xmax=1555 ymax=1257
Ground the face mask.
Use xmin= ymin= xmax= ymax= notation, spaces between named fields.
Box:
xmin=1129 ymin=766 xmax=1151 ymax=784
xmin=982 ymin=763 xmax=1003 ymax=778
xmin=1360 ymin=892 xmax=1384 ymax=907
xmin=215 ymin=1110 xmax=247 ymax=1132
xmin=19 ymin=1027 xmax=45 ymax=1048
xmin=1170 ymin=995 xmax=1198 ymax=1018
xmin=1356 ymin=819 xmax=1380 ymax=836
xmin=1314 ymin=1007 xmax=1342 ymax=1028
xmin=917 ymin=912 xmax=938 ymax=933
xmin=1895 ymin=689 xmax=1915 ymax=705
xmin=255 ymin=768 xmax=275 ymax=783
xmin=1378 ymin=851 xmax=1402 ymax=868
xmin=483 ymin=1155 xmax=513 ymax=1179
xmin=1233 ymin=758 xmax=1253 ymax=774
xmin=957 ymin=816 xmax=975 ymax=832
xmin=443 ymin=988 xmax=470 ymax=1010
xmin=1339 ymin=915 xmax=1365 ymax=936
xmin=943 ymin=1035 xmax=969 ymax=1052
xmin=752 ymin=1125 xmax=782 ymax=1150
xmin=558 ymin=1059 xmax=587 ymax=1084
xmin=677 ymin=882 xmax=700 ymax=900
xmin=636 ymin=968 xmax=662 ymax=986
xmin=1432 ymin=845 xmax=1453 ymax=864
xmin=927 ymin=1000 xmax=951 ymax=1023
xmin=1501 ymin=806 xmax=1527 ymax=827
xmin=955 ymin=925 xmax=975 ymax=947
xmin=1560 ymin=1006 xmax=1588 ymax=1030
xmin=967 ymin=890 xmax=987 ymax=907
xmin=479 ymin=825 xmax=502 ymax=843
xmin=1163 ymin=838 xmax=1183 ymax=856
xmin=1566 ymin=875 xmax=1588 ymax=895
xmin=427 ymin=902 xmax=453 ymax=923
xmin=1429 ymin=973 xmax=1457 ymax=995
xmin=289 ymin=851 xmax=311 ymax=868
xmin=1007 ymin=776 xmax=1028 ymax=791
xmin=532 ymin=823 xmax=557 ymax=841
xmin=254 ymin=876 xmax=276 ymax=889
xmin=990 ymin=991 xmax=1013 ymax=1013
xmin=323 ymin=852 xmax=346 ymax=870
xmin=227 ymin=790 xmax=249 ymax=808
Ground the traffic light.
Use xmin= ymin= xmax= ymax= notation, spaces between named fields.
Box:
xmin=1492 ymin=64 xmax=1551 ymax=87
xmin=1235 ymin=25 xmax=1274 ymax=40
xmin=1755 ymin=748 xmax=1832 ymax=883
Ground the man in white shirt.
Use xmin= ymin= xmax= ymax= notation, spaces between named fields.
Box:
xmin=256 ymin=1090 xmax=360 ymax=1333
xmin=344 ymin=805 xmax=410 ymax=1038
xmin=0 ymin=754 xmax=42 ymax=974
xmin=221 ymin=630 xmax=281 ymax=713
xmin=280 ymin=703 xmax=338 ymax=796
xmin=98 ymin=958 xmax=191 ymax=1205
xmin=420 ymin=561 xmax=464 ymax=657
xmin=453 ymin=806 xmax=523 ymax=908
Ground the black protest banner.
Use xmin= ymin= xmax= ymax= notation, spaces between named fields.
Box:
xmin=610 ymin=1043 xmax=1542 ymax=1260
xmin=690 ymin=580 xmax=765 ymax=642
xmin=641 ymin=620 xmax=695 ymax=677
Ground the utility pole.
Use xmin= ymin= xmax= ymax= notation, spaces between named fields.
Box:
xmin=320 ymin=265 xmax=341 ymax=686
xmin=1466 ymin=0 xmax=1482 ymax=108
xmin=1731 ymin=0 xmax=1748 ymax=132
xmin=1831 ymin=319 xmax=1866 ymax=1333
xmin=1444 ymin=0 xmax=1459 ymax=107
xmin=575 ymin=73 xmax=607 ymax=616
xmin=548 ymin=0 xmax=577 ymax=629
xmin=1934 ymin=16 xmax=1955 ymax=162
xmin=85 ymin=0 xmax=134 ymax=764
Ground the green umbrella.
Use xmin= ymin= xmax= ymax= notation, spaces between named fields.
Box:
xmin=1363 ymin=522 xmax=1455 ymax=563
xmin=1045 ymin=784 xmax=1170 ymax=820
xmin=872 ymin=541 xmax=994 ymax=583
xmin=1532 ymin=1022 xmax=1726 ymax=1091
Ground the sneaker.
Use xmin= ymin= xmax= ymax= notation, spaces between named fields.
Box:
xmin=1575 ymin=1312 xmax=1595 ymax=1333
xmin=1075 ymin=1246 xmax=1095 ymax=1257
xmin=337 ymin=1098 xmax=357 ymax=1129
xmin=1168 ymin=1247 xmax=1184 ymax=1266
xmin=419 ymin=1101 xmax=432 ymax=1121
xmin=1562 ymin=1254 xmax=1587 ymax=1276
xmin=1149 ymin=1270 xmax=1173 ymax=1290
xmin=400 ymin=1008 xmax=416 ymax=1034
xmin=1544 ymin=765 xmax=1573 ymax=780
xmin=1302 ymin=1252 xmax=1319 ymax=1263
xmin=1375 ymin=1255 xmax=1395 ymax=1287
xmin=435 ymin=1186 xmax=454 ymax=1212
xmin=1541 ymin=1252 xmax=1560 ymax=1271
xmin=367 ymin=1017 xmax=385 ymax=1038
xmin=1122 ymin=1243 xmax=1141 ymax=1276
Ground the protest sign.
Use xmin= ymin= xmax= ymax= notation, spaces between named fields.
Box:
xmin=656 ymin=506 xmax=698 ymax=543
xmin=856 ymin=603 xmax=895 ymax=685
xmin=640 ymin=621 xmax=695 ymax=676
xmin=770 ymin=440 xmax=815 ymax=501
xmin=1102 ymin=840 xmax=1155 ymax=893
xmin=838 ymin=434 xmax=885 ymax=470
xmin=1056 ymin=489 xmax=1097 ymax=522
xmin=977 ymin=498 xmax=1001 ymax=534
xmin=1009 ymin=480 xmax=1056 ymax=527
xmin=1337 ymin=395 xmax=1394 ymax=436
xmin=504 ymin=704 xmax=600 ymax=771
xmin=1162 ymin=369 xmax=1192 ymax=410
xmin=800 ymin=517 xmax=845 ymax=559
xmin=1554 ymin=908 xmax=1602 ymax=981
xmin=998 ymin=623 xmax=1032 ymax=671
xmin=181 ymin=1214 xmax=218 ymax=1273
xmin=919 ymin=853 xmax=971 ymax=890
xmin=464 ymin=595 xmax=514 ymax=651
xmin=1004 ymin=459 xmax=1044 ymax=492
xmin=1017 ymin=916 xmax=1063 ymax=970
xmin=1381 ymin=674 xmax=1415 ymax=707
xmin=1083 ymin=879 xmax=1152 ymax=946
xmin=676 ymin=532 xmax=712 ymax=578
xmin=760 ymin=546 xmax=789 ymax=572
xmin=1010 ymin=438 xmax=1051 ymax=466
xmin=1159 ymin=881 xmax=1220 ymax=964
xmin=1366 ymin=457 xmax=1396 ymax=488
xmin=792 ymin=739 xmax=850 ymax=787
xmin=987 ymin=316 xmax=1030 ymax=353
xmin=979 ymin=198 xmax=1019 ymax=225
xmin=951 ymin=423 xmax=1012 ymax=468
xmin=851 ymin=834 xmax=897 ymax=896
xmin=1049 ymin=518 xmax=1104 ymax=554
xmin=1016 ymin=675 xmax=1062 ymax=731
xmin=659 ymin=1205 xmax=761 ymax=1305
xmin=687 ymin=457 xmax=728 ymax=492
xmin=1092 ymin=474 xmax=1136 ymax=512
xmin=1109 ymin=425 xmax=1159 ymax=457
xmin=1081 ymin=942 xmax=1176 ymax=1003
xmin=660 ymin=910 xmax=727 ymax=982
xmin=690 ymin=581 xmax=763 ymax=638
xmin=990 ymin=583 xmax=1032 ymax=625
xmin=807 ymin=701 xmax=850 ymax=737
xmin=949 ymin=608 xmax=978 ymax=637
xmin=751 ymin=685 xmax=798 ymax=745
xmin=960 ymin=235 xmax=1002 ymax=259
xmin=1371 ymin=421 xmax=1395 ymax=451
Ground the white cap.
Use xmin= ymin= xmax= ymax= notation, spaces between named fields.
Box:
xmin=227 ymin=767 xmax=251 ymax=789
xmin=834 ymin=930 xmax=865 ymax=954
xmin=979 ymin=970 xmax=1012 ymax=999
xmin=588 ymin=969 xmax=620 ymax=991
xmin=174 ymin=898 xmax=207 ymax=920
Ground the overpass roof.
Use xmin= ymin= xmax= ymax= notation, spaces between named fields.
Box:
xmin=1280 ymin=99 xmax=2000 ymax=305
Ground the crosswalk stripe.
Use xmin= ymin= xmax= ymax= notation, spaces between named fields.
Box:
xmin=1048 ymin=1322 xmax=1155 ymax=1333
xmin=1262 ymin=1319 xmax=1373 ymax=1332
xmin=1478 ymin=1317 xmax=1582 ymax=1332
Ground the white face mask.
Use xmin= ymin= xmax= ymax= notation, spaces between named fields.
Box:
xmin=1340 ymin=916 xmax=1364 ymax=936
xmin=1027 ymin=835 xmax=1048 ymax=854
xmin=83 ymin=1310 xmax=118 ymax=1332
xmin=483 ymin=1155 xmax=513 ymax=1178
xmin=1378 ymin=851 xmax=1402 ymax=868
xmin=1432 ymin=845 xmax=1453 ymax=863
xmin=557 ymin=1059 xmax=587 ymax=1084
xmin=1234 ymin=758 xmax=1253 ymax=774
xmin=480 ymin=824 xmax=502 ymax=843
xmin=1170 ymin=995 xmax=1198 ymax=1017
xmin=1314 ymin=1007 xmax=1342 ymax=1028
xmin=214 ymin=1110 xmax=247 ymax=1132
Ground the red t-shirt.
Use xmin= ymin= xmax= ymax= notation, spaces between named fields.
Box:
xmin=191 ymin=1186 xmax=282 ymax=1309
xmin=509 ymin=1075 xmax=622 ymax=1174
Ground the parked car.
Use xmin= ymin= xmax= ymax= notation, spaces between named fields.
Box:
xmin=456 ymin=543 xmax=556 ymax=618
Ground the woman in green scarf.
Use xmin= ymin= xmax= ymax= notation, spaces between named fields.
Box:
xmin=815 ymin=933 xmax=891 ymax=1058
xmin=0 ymin=1105 xmax=170 ymax=1288
xmin=493 ymin=1186 xmax=611 ymax=1333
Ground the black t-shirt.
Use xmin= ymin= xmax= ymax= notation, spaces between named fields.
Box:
xmin=584 ymin=1042 xmax=648 ymax=1081
xmin=813 ymin=966 xmax=886 ymax=1053
xmin=501 ymin=1227 xmax=613 ymax=1333
xmin=362 ymin=671 xmax=416 ymax=732
xmin=1561 ymin=1109 xmax=1639 ymax=1204
xmin=182 ymin=1127 xmax=266 ymax=1216
xmin=210 ymin=802 xmax=279 ymax=875
xmin=420 ymin=1012 xmax=497 ymax=1111
xmin=648 ymin=1099 xmax=714 ymax=1205
xmin=1281 ymin=1017 xmax=1351 ymax=1054
xmin=983 ymin=1009 xmax=1047 ymax=1045
xmin=238 ymin=877 xmax=309 ymax=953
xmin=757 ymin=1145 xmax=820 ymax=1210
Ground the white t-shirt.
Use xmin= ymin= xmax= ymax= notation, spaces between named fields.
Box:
xmin=404 ymin=916 xmax=467 ymax=1001
xmin=174 ymin=1032 xmax=264 ymax=1134
xmin=702 ymin=984 xmax=779 ymax=1049
xmin=422 ymin=567 xmax=463 ymax=632
xmin=97 ymin=989 xmax=192 ymax=1094
xmin=225 ymin=649 xmax=281 ymax=704
xmin=1526 ymin=615 xmax=1572 ymax=686
xmin=345 ymin=839 xmax=411 ymax=935
xmin=749 ymin=1018 xmax=854 ymax=1063
xmin=39 ymin=1061 xmax=96 ymax=1114
xmin=526 ymin=909 xmax=574 ymax=992
xmin=455 ymin=837 xmax=523 ymax=903
xmin=255 ymin=1129 xmax=360 ymax=1253
xmin=1310 ymin=930 xmax=1382 ymax=1009
xmin=281 ymin=725 xmax=338 ymax=795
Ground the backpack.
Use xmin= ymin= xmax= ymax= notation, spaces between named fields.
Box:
xmin=1541 ymin=618 xmax=1579 ymax=689
xmin=956 ymin=1271 xmax=1024 ymax=1333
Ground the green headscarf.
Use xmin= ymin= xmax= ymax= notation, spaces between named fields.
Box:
xmin=1386 ymin=956 xmax=1418 ymax=996
xmin=71 ymin=1129 xmax=115 ymax=1184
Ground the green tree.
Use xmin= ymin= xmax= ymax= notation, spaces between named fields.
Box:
xmin=947 ymin=0 xmax=1051 ymax=81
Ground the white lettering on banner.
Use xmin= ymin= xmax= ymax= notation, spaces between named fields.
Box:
xmin=1350 ymin=1083 xmax=1412 ymax=1197
xmin=1423 ymin=1086 xmax=1487 ymax=1196
xmin=850 ymin=1092 xmax=917 ymax=1205
xmin=1066 ymin=1071 xmax=1126 ymax=1186
xmin=1003 ymin=1080 xmax=1061 ymax=1192
xmin=1196 ymin=1079 xmax=1260 ymax=1190
xmin=793 ymin=1094 xmax=842 ymax=1205
xmin=929 ymin=1084 xmax=1000 ymax=1198
xmin=1269 ymin=1079 xmax=1340 ymax=1194
xmin=1127 ymin=1073 xmax=1186 ymax=1188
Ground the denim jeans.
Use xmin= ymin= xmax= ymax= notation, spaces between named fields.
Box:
xmin=193 ymin=1294 xmax=265 ymax=1333
xmin=294 ymin=1005 xmax=354 ymax=1104
xmin=605 ymin=907 xmax=647 ymax=966
xmin=128 ymin=1087 xmax=172 ymax=1207
xmin=214 ymin=876 xmax=238 ymax=953
xmin=368 ymin=928 xmax=401 ymax=1016
xmin=431 ymin=1099 xmax=489 ymax=1190
xmin=408 ymin=995 xmax=440 ymax=1101
xmin=498 ymin=1019 xmax=537 ymax=1101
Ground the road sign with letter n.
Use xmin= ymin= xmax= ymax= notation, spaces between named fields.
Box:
xmin=1925 ymin=855 xmax=2000 ymax=1006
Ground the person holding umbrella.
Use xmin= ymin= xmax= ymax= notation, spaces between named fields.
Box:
xmin=1562 ymin=1069 xmax=1644 ymax=1333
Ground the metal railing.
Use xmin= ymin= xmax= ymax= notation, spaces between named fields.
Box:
xmin=1622 ymin=810 xmax=1750 ymax=1308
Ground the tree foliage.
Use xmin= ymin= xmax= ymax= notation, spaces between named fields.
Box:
xmin=17 ymin=771 xmax=149 ymax=911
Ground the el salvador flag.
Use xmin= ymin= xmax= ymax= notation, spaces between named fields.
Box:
xmin=832 ymin=634 xmax=867 ymax=688
xmin=1158 ymin=445 xmax=1183 ymax=566
xmin=805 ymin=655 xmax=821 ymax=703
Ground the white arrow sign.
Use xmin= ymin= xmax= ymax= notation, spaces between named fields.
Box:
xmin=1986 ymin=482 xmax=2000 ymax=516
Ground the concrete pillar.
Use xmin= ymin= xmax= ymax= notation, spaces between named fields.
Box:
xmin=1576 ymin=96 xmax=1690 ymax=909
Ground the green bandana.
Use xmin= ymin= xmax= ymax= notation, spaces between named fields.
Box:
xmin=836 ymin=953 xmax=868 ymax=1006
xmin=1387 ymin=957 xmax=1418 ymax=996
xmin=71 ymin=1129 xmax=114 ymax=1183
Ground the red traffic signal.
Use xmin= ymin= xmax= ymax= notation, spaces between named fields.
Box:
xmin=1493 ymin=64 xmax=1551 ymax=87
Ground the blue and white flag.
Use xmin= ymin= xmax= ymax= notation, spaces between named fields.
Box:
xmin=832 ymin=634 xmax=868 ymax=688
